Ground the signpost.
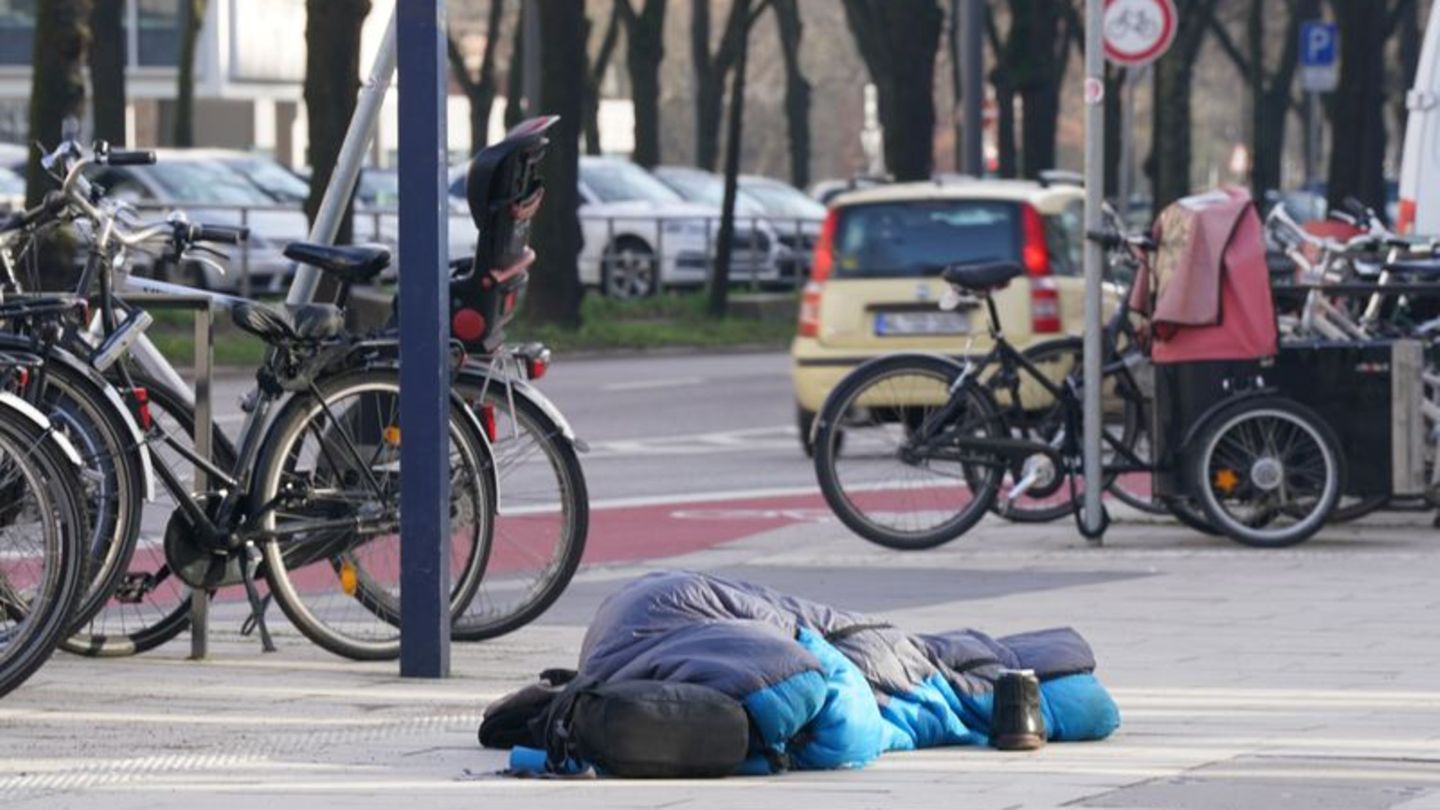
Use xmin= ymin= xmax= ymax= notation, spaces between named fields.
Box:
xmin=1083 ymin=0 xmax=1175 ymax=543
xmin=1300 ymin=20 xmax=1338 ymax=188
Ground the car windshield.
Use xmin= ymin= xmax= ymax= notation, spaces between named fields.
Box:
xmin=145 ymin=161 xmax=279 ymax=205
xmin=739 ymin=178 xmax=826 ymax=219
xmin=582 ymin=161 xmax=683 ymax=204
xmin=833 ymin=200 xmax=1018 ymax=278
xmin=226 ymin=157 xmax=311 ymax=204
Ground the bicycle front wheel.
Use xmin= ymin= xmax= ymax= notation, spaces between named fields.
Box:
xmin=255 ymin=368 xmax=494 ymax=661
xmin=0 ymin=400 xmax=87 ymax=698
xmin=814 ymin=354 xmax=1004 ymax=550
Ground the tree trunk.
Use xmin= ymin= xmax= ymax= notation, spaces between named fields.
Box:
xmin=583 ymin=4 xmax=621 ymax=156
xmin=841 ymin=0 xmax=944 ymax=181
xmin=1148 ymin=0 xmax=1219 ymax=214
xmin=692 ymin=0 xmax=753 ymax=171
xmin=528 ymin=0 xmax=586 ymax=329
xmin=447 ymin=0 xmax=503 ymax=155
xmin=1396 ymin=0 xmax=1422 ymax=143
xmin=773 ymin=0 xmax=811 ymax=188
xmin=1326 ymin=0 xmax=1388 ymax=215
xmin=26 ymin=0 xmax=91 ymax=209
xmin=1010 ymin=0 xmax=1062 ymax=179
xmin=620 ymin=0 xmax=667 ymax=167
xmin=709 ymin=0 xmax=755 ymax=319
xmin=504 ymin=3 xmax=526 ymax=130
xmin=985 ymin=6 xmax=1018 ymax=178
xmin=303 ymin=0 xmax=371 ymax=250
xmin=173 ymin=0 xmax=205 ymax=147
xmin=89 ymin=0 xmax=126 ymax=145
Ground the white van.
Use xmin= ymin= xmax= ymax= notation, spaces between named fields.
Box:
xmin=1399 ymin=5 xmax=1440 ymax=234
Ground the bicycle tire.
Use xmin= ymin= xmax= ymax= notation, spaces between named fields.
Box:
xmin=452 ymin=371 xmax=588 ymax=641
xmin=814 ymin=354 xmax=1004 ymax=550
xmin=62 ymin=375 xmax=237 ymax=657
xmin=24 ymin=362 xmax=145 ymax=635
xmin=255 ymin=367 xmax=494 ymax=660
xmin=0 ymin=400 xmax=87 ymax=699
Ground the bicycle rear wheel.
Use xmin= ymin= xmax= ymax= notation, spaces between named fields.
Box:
xmin=814 ymin=354 xmax=1004 ymax=550
xmin=452 ymin=371 xmax=587 ymax=641
xmin=256 ymin=368 xmax=494 ymax=660
xmin=0 ymin=399 xmax=87 ymax=698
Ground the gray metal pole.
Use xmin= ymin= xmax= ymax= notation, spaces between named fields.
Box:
xmin=1082 ymin=0 xmax=1105 ymax=543
xmin=288 ymin=10 xmax=399 ymax=307
xmin=961 ymin=0 xmax=984 ymax=175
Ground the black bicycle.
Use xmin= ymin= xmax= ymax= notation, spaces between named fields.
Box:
xmin=812 ymin=260 xmax=1150 ymax=549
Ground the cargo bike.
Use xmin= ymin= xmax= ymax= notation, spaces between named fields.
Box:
xmin=812 ymin=189 xmax=1422 ymax=549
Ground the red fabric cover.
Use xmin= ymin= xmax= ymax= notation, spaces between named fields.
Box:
xmin=1129 ymin=188 xmax=1277 ymax=364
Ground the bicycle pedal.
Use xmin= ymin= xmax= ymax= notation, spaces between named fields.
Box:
xmin=113 ymin=572 xmax=154 ymax=605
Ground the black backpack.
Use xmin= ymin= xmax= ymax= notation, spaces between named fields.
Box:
xmin=537 ymin=678 xmax=751 ymax=778
xmin=478 ymin=668 xmax=576 ymax=750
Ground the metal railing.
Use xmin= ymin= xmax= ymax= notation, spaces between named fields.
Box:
xmin=124 ymin=203 xmax=821 ymax=297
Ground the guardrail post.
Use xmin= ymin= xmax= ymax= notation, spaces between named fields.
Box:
xmin=240 ymin=206 xmax=252 ymax=299
xmin=396 ymin=0 xmax=451 ymax=678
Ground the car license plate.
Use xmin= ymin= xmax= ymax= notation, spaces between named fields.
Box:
xmin=874 ymin=311 xmax=970 ymax=336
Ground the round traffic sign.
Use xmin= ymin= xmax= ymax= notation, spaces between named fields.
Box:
xmin=1103 ymin=0 xmax=1177 ymax=67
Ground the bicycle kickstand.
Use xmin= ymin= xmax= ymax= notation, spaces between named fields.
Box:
xmin=239 ymin=541 xmax=277 ymax=653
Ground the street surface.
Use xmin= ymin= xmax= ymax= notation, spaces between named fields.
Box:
xmin=4 ymin=351 xmax=1440 ymax=808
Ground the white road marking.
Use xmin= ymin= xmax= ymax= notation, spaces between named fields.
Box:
xmin=584 ymin=424 xmax=797 ymax=458
xmin=601 ymin=376 xmax=705 ymax=392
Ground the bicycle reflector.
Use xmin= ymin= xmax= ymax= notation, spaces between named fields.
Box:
xmin=129 ymin=387 xmax=153 ymax=431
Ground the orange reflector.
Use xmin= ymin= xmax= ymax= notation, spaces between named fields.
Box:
xmin=1214 ymin=468 xmax=1240 ymax=494
xmin=383 ymin=426 xmax=401 ymax=447
xmin=339 ymin=560 xmax=358 ymax=596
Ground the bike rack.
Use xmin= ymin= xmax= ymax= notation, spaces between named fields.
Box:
xmin=119 ymin=292 xmax=215 ymax=660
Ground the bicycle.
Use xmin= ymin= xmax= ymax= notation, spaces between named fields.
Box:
xmin=4 ymin=138 xmax=497 ymax=660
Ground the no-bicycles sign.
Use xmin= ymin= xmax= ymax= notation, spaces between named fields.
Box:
xmin=1104 ymin=0 xmax=1177 ymax=67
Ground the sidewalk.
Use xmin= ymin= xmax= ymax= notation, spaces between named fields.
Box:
xmin=3 ymin=510 xmax=1440 ymax=809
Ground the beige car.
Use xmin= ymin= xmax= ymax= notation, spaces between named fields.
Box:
xmin=792 ymin=178 xmax=1098 ymax=455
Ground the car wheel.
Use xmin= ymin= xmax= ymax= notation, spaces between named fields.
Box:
xmin=602 ymin=237 xmax=657 ymax=299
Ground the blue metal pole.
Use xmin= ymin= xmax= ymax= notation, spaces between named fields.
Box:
xmin=397 ymin=0 xmax=451 ymax=678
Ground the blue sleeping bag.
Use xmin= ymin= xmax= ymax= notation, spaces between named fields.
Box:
xmin=544 ymin=571 xmax=1120 ymax=773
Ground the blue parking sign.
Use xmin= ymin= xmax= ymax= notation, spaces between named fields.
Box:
xmin=1300 ymin=21 xmax=1337 ymax=67
xmin=1300 ymin=21 xmax=1338 ymax=92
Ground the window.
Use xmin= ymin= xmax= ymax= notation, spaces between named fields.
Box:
xmin=1045 ymin=199 xmax=1084 ymax=277
xmin=136 ymin=0 xmax=181 ymax=67
xmin=0 ymin=0 xmax=35 ymax=66
xmin=833 ymin=201 xmax=1019 ymax=279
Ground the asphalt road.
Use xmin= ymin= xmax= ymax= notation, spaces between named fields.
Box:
xmin=207 ymin=349 xmax=813 ymax=504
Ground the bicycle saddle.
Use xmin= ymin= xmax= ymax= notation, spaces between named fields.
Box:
xmin=942 ymin=261 xmax=1024 ymax=291
xmin=231 ymin=300 xmax=345 ymax=342
xmin=284 ymin=242 xmax=390 ymax=286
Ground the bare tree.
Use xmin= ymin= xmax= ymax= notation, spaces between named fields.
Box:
xmin=25 ymin=0 xmax=91 ymax=209
xmin=985 ymin=5 xmax=1019 ymax=178
xmin=841 ymin=0 xmax=945 ymax=181
xmin=448 ymin=0 xmax=505 ymax=155
xmin=618 ymin=0 xmax=666 ymax=167
xmin=173 ymin=0 xmax=206 ymax=147
xmin=583 ymin=3 xmax=623 ymax=156
xmin=1207 ymin=0 xmax=1314 ymax=200
xmin=89 ymin=0 xmax=126 ymax=145
xmin=528 ymin=0 xmax=586 ymax=329
xmin=303 ymin=0 xmax=371 ymax=249
xmin=504 ymin=2 xmax=526 ymax=129
xmin=1325 ymin=0 xmax=1409 ymax=216
xmin=773 ymin=0 xmax=811 ymax=188
xmin=1149 ymin=0 xmax=1222 ymax=213
xmin=692 ymin=0 xmax=755 ymax=171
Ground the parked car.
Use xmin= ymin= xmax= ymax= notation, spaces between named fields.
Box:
xmin=78 ymin=150 xmax=311 ymax=292
xmin=791 ymin=178 xmax=1105 ymax=454
xmin=574 ymin=158 xmax=781 ymax=297
xmin=0 ymin=165 xmax=23 ymax=212
xmin=809 ymin=175 xmax=889 ymax=206
xmin=737 ymin=174 xmax=825 ymax=279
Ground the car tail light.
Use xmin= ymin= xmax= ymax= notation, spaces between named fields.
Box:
xmin=799 ymin=210 xmax=839 ymax=338
xmin=1398 ymin=198 xmax=1417 ymax=235
xmin=1021 ymin=203 xmax=1061 ymax=334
